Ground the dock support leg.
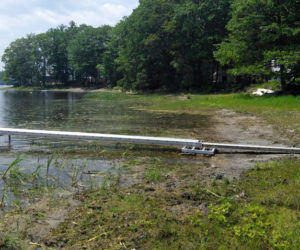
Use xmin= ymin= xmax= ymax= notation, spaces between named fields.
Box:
xmin=181 ymin=146 xmax=216 ymax=155
xmin=8 ymin=135 xmax=11 ymax=145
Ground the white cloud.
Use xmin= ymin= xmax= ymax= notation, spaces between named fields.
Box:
xmin=0 ymin=0 xmax=139 ymax=70
xmin=32 ymin=3 xmax=131 ymax=27
xmin=34 ymin=9 xmax=61 ymax=25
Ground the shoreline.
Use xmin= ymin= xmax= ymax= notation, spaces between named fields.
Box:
xmin=0 ymin=86 xmax=121 ymax=93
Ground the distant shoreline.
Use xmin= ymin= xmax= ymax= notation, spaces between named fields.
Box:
xmin=0 ymin=86 xmax=121 ymax=93
xmin=0 ymin=85 xmax=13 ymax=89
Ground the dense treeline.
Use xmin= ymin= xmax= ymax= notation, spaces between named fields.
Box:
xmin=0 ymin=72 xmax=5 ymax=85
xmin=1 ymin=22 xmax=111 ymax=87
xmin=215 ymin=0 xmax=300 ymax=92
xmin=1 ymin=0 xmax=299 ymax=92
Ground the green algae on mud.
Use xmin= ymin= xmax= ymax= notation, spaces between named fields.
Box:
xmin=147 ymin=93 xmax=300 ymax=138
xmin=85 ymin=91 xmax=300 ymax=138
xmin=40 ymin=158 xmax=300 ymax=249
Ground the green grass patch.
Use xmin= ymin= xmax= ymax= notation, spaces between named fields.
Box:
xmin=144 ymin=167 xmax=162 ymax=183
xmin=149 ymin=94 xmax=300 ymax=112
xmin=85 ymin=90 xmax=300 ymax=113
xmin=86 ymin=91 xmax=143 ymax=102
xmin=45 ymin=159 xmax=300 ymax=249
xmin=208 ymin=158 xmax=300 ymax=248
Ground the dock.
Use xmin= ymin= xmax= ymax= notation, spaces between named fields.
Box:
xmin=0 ymin=128 xmax=300 ymax=155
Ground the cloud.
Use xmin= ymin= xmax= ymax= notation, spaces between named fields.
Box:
xmin=32 ymin=3 xmax=131 ymax=26
xmin=0 ymin=0 xmax=139 ymax=69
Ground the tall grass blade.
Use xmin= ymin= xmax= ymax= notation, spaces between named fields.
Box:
xmin=2 ymin=158 xmax=22 ymax=180
xmin=46 ymin=156 xmax=54 ymax=187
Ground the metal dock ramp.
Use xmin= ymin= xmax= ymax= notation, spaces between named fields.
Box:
xmin=0 ymin=128 xmax=300 ymax=155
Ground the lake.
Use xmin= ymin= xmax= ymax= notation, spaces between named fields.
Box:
xmin=0 ymin=90 xmax=209 ymax=209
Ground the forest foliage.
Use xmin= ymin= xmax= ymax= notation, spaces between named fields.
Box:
xmin=0 ymin=72 xmax=5 ymax=85
xmin=1 ymin=0 xmax=299 ymax=92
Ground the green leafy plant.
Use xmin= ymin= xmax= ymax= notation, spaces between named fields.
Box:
xmin=208 ymin=201 xmax=232 ymax=225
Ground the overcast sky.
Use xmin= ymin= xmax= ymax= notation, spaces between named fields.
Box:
xmin=0 ymin=0 xmax=139 ymax=70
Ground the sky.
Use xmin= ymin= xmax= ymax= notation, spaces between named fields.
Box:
xmin=0 ymin=0 xmax=139 ymax=70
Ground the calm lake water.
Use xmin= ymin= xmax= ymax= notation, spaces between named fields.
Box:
xmin=0 ymin=90 xmax=210 ymax=209
xmin=0 ymin=90 xmax=209 ymax=149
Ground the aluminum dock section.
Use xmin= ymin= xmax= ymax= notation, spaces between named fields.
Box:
xmin=0 ymin=128 xmax=300 ymax=155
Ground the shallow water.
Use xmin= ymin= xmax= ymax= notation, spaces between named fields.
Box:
xmin=0 ymin=90 xmax=210 ymax=209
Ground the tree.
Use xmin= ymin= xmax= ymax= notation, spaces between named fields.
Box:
xmin=215 ymin=0 xmax=300 ymax=91
xmin=1 ymin=35 xmax=36 ymax=86
xmin=112 ymin=0 xmax=231 ymax=91
xmin=97 ymin=23 xmax=123 ymax=87
xmin=115 ymin=0 xmax=177 ymax=91
xmin=68 ymin=25 xmax=112 ymax=84
xmin=167 ymin=0 xmax=231 ymax=90
xmin=32 ymin=33 xmax=52 ymax=85
xmin=0 ymin=71 xmax=5 ymax=85
xmin=46 ymin=25 xmax=70 ymax=84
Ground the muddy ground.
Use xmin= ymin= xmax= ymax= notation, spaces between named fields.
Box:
xmin=205 ymin=109 xmax=299 ymax=180
xmin=0 ymin=108 xmax=299 ymax=248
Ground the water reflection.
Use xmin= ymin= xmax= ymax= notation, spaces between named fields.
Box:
xmin=1 ymin=91 xmax=83 ymax=129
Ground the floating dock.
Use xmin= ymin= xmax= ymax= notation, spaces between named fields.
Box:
xmin=0 ymin=128 xmax=300 ymax=155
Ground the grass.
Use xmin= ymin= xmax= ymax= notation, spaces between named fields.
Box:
xmin=0 ymin=234 xmax=21 ymax=249
xmin=0 ymin=90 xmax=299 ymax=248
xmin=86 ymin=91 xmax=141 ymax=101
xmin=6 ymin=87 xmax=300 ymax=113
xmin=0 ymin=157 xmax=54 ymax=212
xmin=86 ymin=91 xmax=300 ymax=137
xmin=144 ymin=167 xmax=162 ymax=183
xmin=149 ymin=94 xmax=300 ymax=112
xmin=85 ymin=91 xmax=300 ymax=112
xmin=152 ymin=93 xmax=300 ymax=136
xmin=154 ymin=94 xmax=300 ymax=138
xmin=43 ymin=159 xmax=300 ymax=249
